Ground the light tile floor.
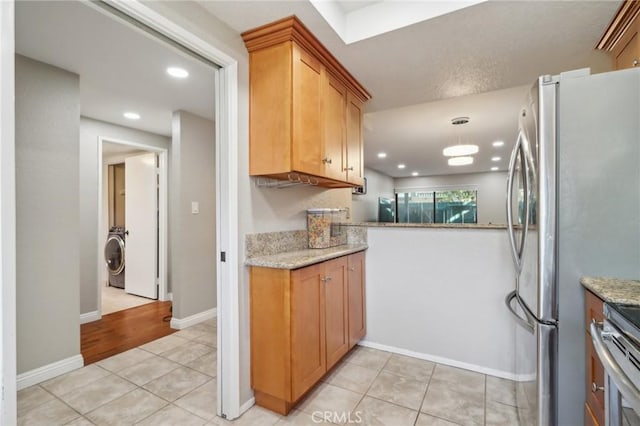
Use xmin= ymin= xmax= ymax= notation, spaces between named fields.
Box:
xmin=101 ymin=285 xmax=154 ymax=315
xmin=18 ymin=319 xmax=519 ymax=426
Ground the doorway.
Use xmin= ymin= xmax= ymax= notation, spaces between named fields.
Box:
xmin=98 ymin=139 xmax=169 ymax=316
xmin=2 ymin=1 xmax=241 ymax=423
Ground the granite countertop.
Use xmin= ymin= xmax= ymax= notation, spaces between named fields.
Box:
xmin=581 ymin=276 xmax=640 ymax=305
xmin=345 ymin=222 xmax=507 ymax=230
xmin=245 ymin=244 xmax=368 ymax=269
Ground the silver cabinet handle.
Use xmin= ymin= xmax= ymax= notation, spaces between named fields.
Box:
xmin=592 ymin=382 xmax=604 ymax=393
xmin=590 ymin=320 xmax=640 ymax=413
xmin=322 ymin=158 xmax=332 ymax=164
xmin=343 ymin=166 xmax=354 ymax=171
xmin=633 ymin=59 xmax=639 ymax=67
xmin=348 ymin=267 xmax=355 ymax=272
xmin=320 ymin=276 xmax=332 ymax=283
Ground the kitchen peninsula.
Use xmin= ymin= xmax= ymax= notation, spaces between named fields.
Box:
xmin=347 ymin=223 xmax=517 ymax=379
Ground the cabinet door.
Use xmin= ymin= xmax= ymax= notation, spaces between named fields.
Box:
xmin=616 ymin=29 xmax=640 ymax=70
xmin=347 ymin=252 xmax=366 ymax=348
xmin=586 ymin=332 xmax=605 ymax=426
xmin=323 ymin=72 xmax=347 ymax=181
xmin=290 ymin=263 xmax=326 ymax=401
xmin=346 ymin=92 xmax=364 ymax=186
xmin=292 ymin=45 xmax=323 ymax=177
xmin=324 ymin=257 xmax=349 ymax=370
xmin=585 ymin=403 xmax=600 ymax=426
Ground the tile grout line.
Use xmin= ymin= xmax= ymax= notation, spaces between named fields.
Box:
xmin=413 ymin=363 xmax=435 ymax=426
xmin=339 ymin=348 xmax=392 ymax=425
xmin=19 ymin=323 xmax=217 ymax=425
xmin=484 ymin=373 xmax=487 ymax=426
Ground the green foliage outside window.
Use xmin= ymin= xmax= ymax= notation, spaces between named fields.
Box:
xmin=396 ymin=190 xmax=477 ymax=224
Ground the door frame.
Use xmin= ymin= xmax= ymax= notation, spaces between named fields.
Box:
xmin=2 ymin=0 xmax=242 ymax=422
xmin=93 ymin=0 xmax=241 ymax=419
xmin=97 ymin=137 xmax=169 ymax=313
xmin=0 ymin=0 xmax=17 ymax=424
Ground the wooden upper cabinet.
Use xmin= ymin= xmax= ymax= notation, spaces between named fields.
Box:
xmin=242 ymin=16 xmax=371 ymax=188
xmin=292 ymin=46 xmax=323 ymax=177
xmin=346 ymin=92 xmax=365 ymax=186
xmin=616 ymin=29 xmax=640 ymax=70
xmin=596 ymin=1 xmax=640 ymax=70
xmin=323 ymin=72 xmax=348 ymax=182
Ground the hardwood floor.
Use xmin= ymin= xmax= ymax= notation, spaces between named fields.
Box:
xmin=81 ymin=301 xmax=176 ymax=365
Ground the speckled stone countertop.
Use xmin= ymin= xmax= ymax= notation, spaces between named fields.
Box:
xmin=245 ymin=244 xmax=368 ymax=269
xmin=581 ymin=277 xmax=640 ymax=305
xmin=345 ymin=222 xmax=507 ymax=230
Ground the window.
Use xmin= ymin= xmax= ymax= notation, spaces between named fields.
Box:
xmin=395 ymin=189 xmax=477 ymax=224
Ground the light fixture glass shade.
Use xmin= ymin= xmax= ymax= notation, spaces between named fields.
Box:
xmin=442 ymin=144 xmax=479 ymax=157
xmin=448 ymin=156 xmax=473 ymax=166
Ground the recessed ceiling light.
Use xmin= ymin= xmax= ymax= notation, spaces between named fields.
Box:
xmin=491 ymin=156 xmax=501 ymax=162
xmin=397 ymin=164 xmax=406 ymax=169
xmin=491 ymin=166 xmax=499 ymax=171
xmin=492 ymin=141 xmax=504 ymax=147
xmin=123 ymin=112 xmax=140 ymax=120
xmin=377 ymin=152 xmax=387 ymax=158
xmin=411 ymin=171 xmax=419 ymax=176
xmin=448 ymin=156 xmax=473 ymax=166
xmin=443 ymin=144 xmax=479 ymax=157
xmin=167 ymin=67 xmax=189 ymax=78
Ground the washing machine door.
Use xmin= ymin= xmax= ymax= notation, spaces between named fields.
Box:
xmin=104 ymin=235 xmax=125 ymax=275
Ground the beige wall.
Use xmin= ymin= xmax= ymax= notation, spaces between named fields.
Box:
xmin=15 ymin=55 xmax=80 ymax=373
xmin=170 ymin=111 xmax=217 ymax=319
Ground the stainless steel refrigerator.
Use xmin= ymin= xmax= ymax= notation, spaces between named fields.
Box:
xmin=504 ymin=68 xmax=640 ymax=426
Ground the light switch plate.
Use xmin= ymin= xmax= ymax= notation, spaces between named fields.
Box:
xmin=191 ymin=201 xmax=200 ymax=214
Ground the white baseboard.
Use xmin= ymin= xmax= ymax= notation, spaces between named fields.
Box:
xmin=79 ymin=310 xmax=101 ymax=324
xmin=358 ymin=340 xmax=527 ymax=382
xmin=239 ymin=397 xmax=255 ymax=416
xmin=170 ymin=307 xmax=217 ymax=330
xmin=17 ymin=354 xmax=84 ymax=390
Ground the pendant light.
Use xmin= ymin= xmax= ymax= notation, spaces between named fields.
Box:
xmin=442 ymin=117 xmax=478 ymax=157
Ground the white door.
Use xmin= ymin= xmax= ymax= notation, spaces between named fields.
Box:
xmin=125 ymin=152 xmax=158 ymax=299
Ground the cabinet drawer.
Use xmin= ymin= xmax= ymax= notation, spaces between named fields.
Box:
xmin=585 ymin=290 xmax=604 ymax=333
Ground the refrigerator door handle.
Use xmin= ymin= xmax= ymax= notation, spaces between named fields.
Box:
xmin=506 ymin=131 xmax=527 ymax=272
xmin=505 ymin=290 xmax=535 ymax=334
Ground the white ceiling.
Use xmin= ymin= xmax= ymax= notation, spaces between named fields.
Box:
xmin=14 ymin=1 xmax=621 ymax=177
xmin=15 ymin=0 xmax=215 ymax=137
xmin=202 ymin=0 xmax=620 ymax=176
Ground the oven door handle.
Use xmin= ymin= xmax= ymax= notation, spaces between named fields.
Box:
xmin=590 ymin=320 xmax=640 ymax=413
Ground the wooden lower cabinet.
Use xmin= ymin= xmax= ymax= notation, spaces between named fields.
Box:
xmin=347 ymin=251 xmax=366 ymax=347
xmin=585 ymin=402 xmax=600 ymax=426
xmin=585 ymin=290 xmax=605 ymax=426
xmin=250 ymin=252 xmax=366 ymax=415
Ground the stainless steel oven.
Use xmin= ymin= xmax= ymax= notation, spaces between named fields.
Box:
xmin=591 ymin=304 xmax=640 ymax=425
